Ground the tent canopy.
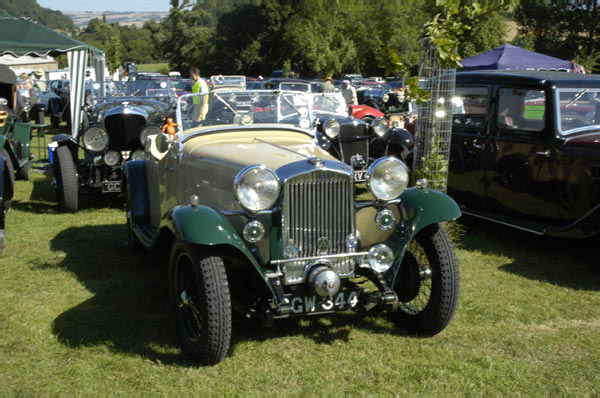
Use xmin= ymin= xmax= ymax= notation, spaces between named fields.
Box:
xmin=461 ymin=44 xmax=575 ymax=72
xmin=0 ymin=11 xmax=105 ymax=137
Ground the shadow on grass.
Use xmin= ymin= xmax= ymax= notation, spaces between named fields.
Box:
xmin=11 ymin=173 xmax=125 ymax=214
xmin=454 ymin=216 xmax=600 ymax=291
xmin=48 ymin=224 xmax=407 ymax=365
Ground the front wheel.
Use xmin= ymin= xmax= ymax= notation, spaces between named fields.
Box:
xmin=389 ymin=223 xmax=459 ymax=335
xmin=169 ymin=240 xmax=232 ymax=365
xmin=54 ymin=145 xmax=78 ymax=213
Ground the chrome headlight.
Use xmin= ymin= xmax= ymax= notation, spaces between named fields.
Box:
xmin=234 ymin=165 xmax=280 ymax=212
xmin=323 ymin=119 xmax=340 ymax=139
xmin=382 ymin=93 xmax=390 ymax=103
xmin=372 ymin=117 xmax=389 ymax=137
xmin=103 ymin=150 xmax=120 ymax=166
xmin=140 ymin=125 xmax=162 ymax=146
xmin=366 ymin=157 xmax=409 ymax=201
xmin=82 ymin=127 xmax=109 ymax=152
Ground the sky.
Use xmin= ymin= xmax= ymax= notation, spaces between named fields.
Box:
xmin=37 ymin=0 xmax=171 ymax=13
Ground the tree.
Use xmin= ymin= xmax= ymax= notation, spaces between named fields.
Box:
xmin=105 ymin=26 xmax=122 ymax=75
xmin=514 ymin=0 xmax=600 ymax=72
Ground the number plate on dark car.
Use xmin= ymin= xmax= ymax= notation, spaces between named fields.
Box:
xmin=102 ymin=180 xmax=122 ymax=193
xmin=286 ymin=289 xmax=361 ymax=315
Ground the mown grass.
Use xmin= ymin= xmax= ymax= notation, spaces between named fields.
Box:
xmin=1 ymin=165 xmax=599 ymax=394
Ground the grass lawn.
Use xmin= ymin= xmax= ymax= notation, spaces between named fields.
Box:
xmin=1 ymin=151 xmax=599 ymax=393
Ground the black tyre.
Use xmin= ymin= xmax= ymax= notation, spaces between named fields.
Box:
xmin=389 ymin=223 xmax=459 ymax=335
xmin=169 ymin=240 xmax=232 ymax=365
xmin=1 ymin=149 xmax=14 ymax=211
xmin=15 ymin=161 xmax=30 ymax=181
xmin=53 ymin=145 xmax=78 ymax=213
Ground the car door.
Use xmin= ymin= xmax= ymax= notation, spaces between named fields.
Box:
xmin=484 ymin=86 xmax=561 ymax=224
xmin=447 ymin=85 xmax=491 ymax=211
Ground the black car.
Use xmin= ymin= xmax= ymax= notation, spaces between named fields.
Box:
xmin=52 ymin=80 xmax=176 ymax=212
xmin=357 ymin=86 xmax=413 ymax=118
xmin=449 ymin=70 xmax=600 ymax=238
xmin=311 ymin=93 xmax=413 ymax=181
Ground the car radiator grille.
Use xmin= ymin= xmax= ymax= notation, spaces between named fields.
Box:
xmin=281 ymin=170 xmax=355 ymax=284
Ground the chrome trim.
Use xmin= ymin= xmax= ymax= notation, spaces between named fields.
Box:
xmin=221 ymin=209 xmax=276 ymax=216
xmin=233 ymin=164 xmax=281 ymax=212
xmin=276 ymin=157 xmax=354 ymax=183
xmin=355 ymin=198 xmax=402 ymax=209
xmin=280 ymin=167 xmax=356 ymax=284
xmin=365 ymin=156 xmax=409 ymax=201
xmin=271 ymin=251 xmax=369 ymax=265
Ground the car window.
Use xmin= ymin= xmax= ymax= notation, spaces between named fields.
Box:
xmin=177 ymin=90 xmax=313 ymax=134
xmin=556 ymin=88 xmax=600 ymax=134
xmin=452 ymin=86 xmax=488 ymax=132
xmin=496 ymin=88 xmax=545 ymax=132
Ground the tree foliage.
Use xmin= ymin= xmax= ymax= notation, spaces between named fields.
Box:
xmin=0 ymin=0 xmax=76 ymax=31
xmin=514 ymin=0 xmax=600 ymax=72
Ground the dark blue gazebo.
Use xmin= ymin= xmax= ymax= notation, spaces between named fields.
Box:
xmin=461 ymin=44 xmax=576 ymax=72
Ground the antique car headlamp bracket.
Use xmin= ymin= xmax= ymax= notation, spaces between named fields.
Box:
xmin=366 ymin=157 xmax=410 ymax=201
xmin=234 ymin=165 xmax=281 ymax=213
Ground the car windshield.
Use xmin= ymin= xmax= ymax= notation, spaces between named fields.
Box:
xmin=310 ymin=92 xmax=348 ymax=116
xmin=556 ymin=88 xmax=600 ymax=134
xmin=177 ymin=90 xmax=313 ymax=135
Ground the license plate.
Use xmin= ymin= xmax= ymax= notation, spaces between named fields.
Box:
xmin=102 ymin=180 xmax=122 ymax=193
xmin=287 ymin=289 xmax=361 ymax=315
xmin=354 ymin=170 xmax=366 ymax=182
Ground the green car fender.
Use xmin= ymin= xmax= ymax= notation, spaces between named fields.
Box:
xmin=0 ymin=134 xmax=6 ymax=149
xmin=166 ymin=205 xmax=276 ymax=297
xmin=384 ymin=188 xmax=461 ymax=286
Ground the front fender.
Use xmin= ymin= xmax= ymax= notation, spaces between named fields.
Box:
xmin=385 ymin=188 xmax=461 ymax=285
xmin=166 ymin=205 xmax=276 ymax=297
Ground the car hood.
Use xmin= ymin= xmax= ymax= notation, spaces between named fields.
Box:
xmin=183 ymin=128 xmax=335 ymax=171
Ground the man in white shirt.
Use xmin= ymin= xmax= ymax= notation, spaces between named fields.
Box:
xmin=341 ymin=80 xmax=357 ymax=105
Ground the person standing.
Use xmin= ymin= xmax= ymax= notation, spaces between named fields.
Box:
xmin=321 ymin=76 xmax=336 ymax=93
xmin=190 ymin=67 xmax=209 ymax=122
xmin=341 ymin=79 xmax=357 ymax=105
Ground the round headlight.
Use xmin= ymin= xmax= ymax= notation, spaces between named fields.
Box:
xmin=103 ymin=150 xmax=120 ymax=166
xmin=372 ymin=117 xmax=389 ymax=137
xmin=299 ymin=117 xmax=311 ymax=130
xmin=323 ymin=119 xmax=340 ymax=139
xmin=82 ymin=127 xmax=109 ymax=152
xmin=366 ymin=157 xmax=409 ymax=201
xmin=382 ymin=93 xmax=390 ymax=103
xmin=131 ymin=149 xmax=144 ymax=160
xmin=368 ymin=244 xmax=394 ymax=273
xmin=140 ymin=125 xmax=162 ymax=146
xmin=234 ymin=165 xmax=280 ymax=212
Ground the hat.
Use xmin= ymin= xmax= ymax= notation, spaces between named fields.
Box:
xmin=325 ymin=76 xmax=333 ymax=82
xmin=342 ymin=79 xmax=350 ymax=84
xmin=34 ymin=69 xmax=44 ymax=77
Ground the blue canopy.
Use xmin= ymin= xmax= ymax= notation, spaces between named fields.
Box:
xmin=461 ymin=44 xmax=576 ymax=72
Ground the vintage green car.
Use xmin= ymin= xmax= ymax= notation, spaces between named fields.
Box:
xmin=125 ymin=90 xmax=461 ymax=365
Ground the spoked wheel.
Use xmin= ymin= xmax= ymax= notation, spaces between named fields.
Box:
xmin=389 ymin=223 xmax=459 ymax=335
xmin=169 ymin=240 xmax=232 ymax=365
xmin=53 ymin=145 xmax=78 ymax=213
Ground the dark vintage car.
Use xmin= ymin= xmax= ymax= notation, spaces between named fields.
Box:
xmin=52 ymin=80 xmax=175 ymax=212
xmin=449 ymin=70 xmax=600 ymax=238
xmin=311 ymin=92 xmax=413 ymax=181
xmin=357 ymin=85 xmax=414 ymax=118
xmin=0 ymin=66 xmax=33 ymax=182
xmin=125 ymin=89 xmax=461 ymax=365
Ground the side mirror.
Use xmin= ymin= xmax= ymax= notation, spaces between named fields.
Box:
xmin=157 ymin=133 xmax=170 ymax=153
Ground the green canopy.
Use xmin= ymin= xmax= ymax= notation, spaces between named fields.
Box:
xmin=0 ymin=11 xmax=105 ymax=137
xmin=0 ymin=11 xmax=102 ymax=57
